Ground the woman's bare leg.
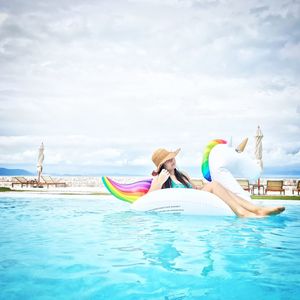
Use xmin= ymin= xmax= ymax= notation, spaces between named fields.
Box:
xmin=226 ymin=189 xmax=285 ymax=216
xmin=201 ymin=182 xmax=259 ymax=218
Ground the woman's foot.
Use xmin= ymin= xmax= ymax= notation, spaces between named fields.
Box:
xmin=257 ymin=206 xmax=285 ymax=216
xmin=236 ymin=208 xmax=265 ymax=218
xmin=241 ymin=212 xmax=265 ymax=218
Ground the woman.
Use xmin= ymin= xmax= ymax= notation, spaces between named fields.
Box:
xmin=149 ymin=148 xmax=285 ymax=218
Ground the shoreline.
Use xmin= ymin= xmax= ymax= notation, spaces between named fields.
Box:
xmin=0 ymin=188 xmax=299 ymax=200
xmin=0 ymin=175 xmax=299 ymax=199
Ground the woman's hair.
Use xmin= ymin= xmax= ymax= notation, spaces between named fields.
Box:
xmin=157 ymin=164 xmax=191 ymax=189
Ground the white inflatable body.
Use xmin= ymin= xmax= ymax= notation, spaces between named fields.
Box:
xmin=209 ymin=144 xmax=261 ymax=201
xmin=131 ymin=188 xmax=235 ymax=216
xmin=131 ymin=143 xmax=262 ymax=216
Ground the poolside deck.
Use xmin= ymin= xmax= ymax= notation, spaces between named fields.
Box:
xmin=0 ymin=176 xmax=299 ymax=198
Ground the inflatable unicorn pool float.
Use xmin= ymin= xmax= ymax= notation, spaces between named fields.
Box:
xmin=102 ymin=139 xmax=262 ymax=216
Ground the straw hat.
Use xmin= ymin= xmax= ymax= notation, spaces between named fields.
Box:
xmin=152 ymin=148 xmax=181 ymax=173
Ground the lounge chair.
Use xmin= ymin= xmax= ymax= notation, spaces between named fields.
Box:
xmin=265 ymin=180 xmax=285 ymax=195
xmin=41 ymin=175 xmax=67 ymax=188
xmin=292 ymin=180 xmax=300 ymax=195
xmin=12 ymin=177 xmax=37 ymax=188
xmin=237 ymin=179 xmax=251 ymax=193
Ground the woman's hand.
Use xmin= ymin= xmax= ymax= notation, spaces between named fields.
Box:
xmin=157 ymin=169 xmax=170 ymax=185
xmin=148 ymin=169 xmax=170 ymax=193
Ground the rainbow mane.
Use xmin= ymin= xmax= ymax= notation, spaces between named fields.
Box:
xmin=102 ymin=176 xmax=153 ymax=203
xmin=201 ymin=139 xmax=227 ymax=182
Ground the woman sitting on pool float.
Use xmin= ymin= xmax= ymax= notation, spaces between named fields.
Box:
xmin=149 ymin=147 xmax=285 ymax=218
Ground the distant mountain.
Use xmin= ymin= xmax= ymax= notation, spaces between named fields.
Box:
xmin=263 ymin=166 xmax=300 ymax=177
xmin=0 ymin=167 xmax=33 ymax=176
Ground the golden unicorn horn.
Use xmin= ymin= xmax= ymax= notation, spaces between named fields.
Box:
xmin=235 ymin=137 xmax=248 ymax=153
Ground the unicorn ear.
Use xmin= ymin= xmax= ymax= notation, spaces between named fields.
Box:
xmin=235 ymin=137 xmax=248 ymax=153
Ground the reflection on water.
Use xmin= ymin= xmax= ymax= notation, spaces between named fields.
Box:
xmin=0 ymin=196 xmax=299 ymax=300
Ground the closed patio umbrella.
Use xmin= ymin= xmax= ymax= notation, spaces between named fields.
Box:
xmin=255 ymin=126 xmax=263 ymax=187
xmin=37 ymin=142 xmax=44 ymax=183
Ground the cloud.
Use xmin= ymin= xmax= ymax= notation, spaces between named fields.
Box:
xmin=0 ymin=0 xmax=299 ymax=175
xmin=279 ymin=42 xmax=300 ymax=60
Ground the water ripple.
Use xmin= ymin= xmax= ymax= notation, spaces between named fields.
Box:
xmin=0 ymin=196 xmax=300 ymax=300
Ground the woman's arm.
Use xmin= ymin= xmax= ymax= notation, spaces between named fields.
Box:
xmin=148 ymin=176 xmax=163 ymax=193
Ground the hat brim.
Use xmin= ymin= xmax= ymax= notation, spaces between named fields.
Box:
xmin=155 ymin=148 xmax=180 ymax=172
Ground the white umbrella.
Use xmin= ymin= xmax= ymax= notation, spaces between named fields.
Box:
xmin=255 ymin=126 xmax=263 ymax=187
xmin=228 ymin=136 xmax=233 ymax=147
xmin=37 ymin=142 xmax=44 ymax=183
xmin=255 ymin=126 xmax=263 ymax=169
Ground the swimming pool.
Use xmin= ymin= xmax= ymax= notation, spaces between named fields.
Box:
xmin=0 ymin=194 xmax=299 ymax=300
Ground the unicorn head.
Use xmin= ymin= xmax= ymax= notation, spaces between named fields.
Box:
xmin=202 ymin=138 xmax=262 ymax=201
xmin=205 ymin=138 xmax=262 ymax=180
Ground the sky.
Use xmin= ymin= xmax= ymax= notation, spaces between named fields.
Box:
xmin=0 ymin=0 xmax=299 ymax=177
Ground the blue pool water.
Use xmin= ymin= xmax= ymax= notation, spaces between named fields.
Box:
xmin=0 ymin=194 xmax=299 ymax=300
